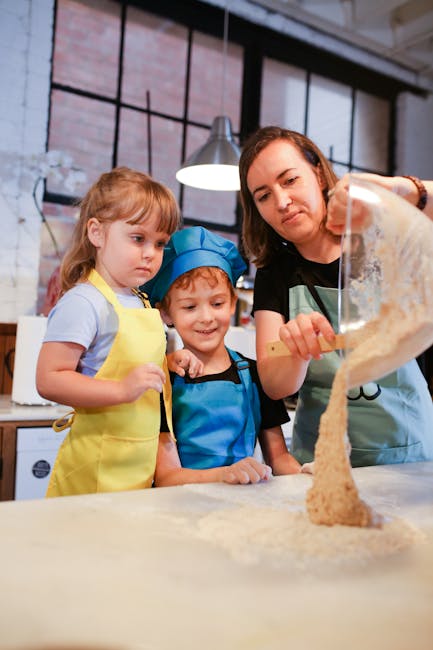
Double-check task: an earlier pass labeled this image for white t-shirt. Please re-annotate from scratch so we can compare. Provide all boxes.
[44,282,142,377]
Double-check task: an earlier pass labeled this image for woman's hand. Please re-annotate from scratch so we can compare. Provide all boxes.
[221,457,272,484]
[326,173,387,234]
[326,172,431,235]
[279,311,336,361]
[167,349,204,378]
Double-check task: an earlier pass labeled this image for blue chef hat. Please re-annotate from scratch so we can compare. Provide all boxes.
[142,226,247,305]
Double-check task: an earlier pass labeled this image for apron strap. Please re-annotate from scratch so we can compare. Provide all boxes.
[53,411,75,432]
[229,349,260,454]
[294,265,334,325]
[131,287,152,308]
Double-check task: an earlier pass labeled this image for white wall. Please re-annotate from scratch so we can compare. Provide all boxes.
[0,0,54,322]
[0,0,431,323]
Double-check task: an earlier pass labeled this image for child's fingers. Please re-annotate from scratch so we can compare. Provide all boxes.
[224,459,271,484]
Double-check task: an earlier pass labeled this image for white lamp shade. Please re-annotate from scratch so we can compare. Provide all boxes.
[176,116,241,191]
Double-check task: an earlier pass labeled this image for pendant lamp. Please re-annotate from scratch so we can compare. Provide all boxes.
[176,6,241,192]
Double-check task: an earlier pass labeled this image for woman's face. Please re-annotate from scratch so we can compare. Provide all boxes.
[246,139,327,248]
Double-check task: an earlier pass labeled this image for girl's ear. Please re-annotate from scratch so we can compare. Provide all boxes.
[87,218,104,247]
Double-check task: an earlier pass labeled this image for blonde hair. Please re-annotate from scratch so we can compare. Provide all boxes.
[239,127,339,267]
[160,267,236,312]
[60,167,181,292]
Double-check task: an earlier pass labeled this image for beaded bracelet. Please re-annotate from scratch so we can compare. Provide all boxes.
[403,175,428,211]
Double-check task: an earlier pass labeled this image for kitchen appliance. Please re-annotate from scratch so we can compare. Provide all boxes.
[12,315,54,405]
[14,425,68,500]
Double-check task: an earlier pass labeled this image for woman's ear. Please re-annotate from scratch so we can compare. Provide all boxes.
[87,218,104,247]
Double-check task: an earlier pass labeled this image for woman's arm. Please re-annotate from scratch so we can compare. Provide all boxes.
[255,309,335,400]
[154,433,271,487]
[36,341,166,408]
[258,425,300,475]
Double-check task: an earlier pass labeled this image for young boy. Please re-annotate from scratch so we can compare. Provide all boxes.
[143,226,301,486]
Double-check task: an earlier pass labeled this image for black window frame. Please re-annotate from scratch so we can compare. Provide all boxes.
[46,0,424,237]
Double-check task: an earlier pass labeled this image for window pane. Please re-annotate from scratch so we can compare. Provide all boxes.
[48,90,116,191]
[180,125,238,225]
[53,0,120,97]
[151,116,184,196]
[261,58,307,132]
[183,184,238,226]
[333,163,350,179]
[189,31,242,130]
[122,8,188,117]
[353,91,390,173]
[117,108,150,177]
[118,110,183,197]
[307,74,352,165]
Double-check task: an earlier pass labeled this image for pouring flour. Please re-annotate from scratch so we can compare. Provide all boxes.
[306,177,433,527]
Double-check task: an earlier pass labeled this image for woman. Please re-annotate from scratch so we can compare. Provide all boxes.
[239,126,433,467]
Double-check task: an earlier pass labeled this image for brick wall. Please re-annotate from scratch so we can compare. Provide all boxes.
[0,0,54,322]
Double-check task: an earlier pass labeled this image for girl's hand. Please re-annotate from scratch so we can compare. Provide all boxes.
[121,363,166,402]
[279,312,336,361]
[221,457,272,484]
[167,349,204,378]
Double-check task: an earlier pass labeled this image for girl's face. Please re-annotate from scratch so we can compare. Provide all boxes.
[246,139,327,249]
[88,212,170,293]
[162,274,236,359]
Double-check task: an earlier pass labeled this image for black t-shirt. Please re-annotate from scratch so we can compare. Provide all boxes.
[166,352,289,431]
[253,243,340,321]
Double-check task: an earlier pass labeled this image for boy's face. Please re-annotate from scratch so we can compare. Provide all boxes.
[161,273,236,357]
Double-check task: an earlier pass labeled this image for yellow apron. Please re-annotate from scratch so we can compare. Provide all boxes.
[46,269,172,497]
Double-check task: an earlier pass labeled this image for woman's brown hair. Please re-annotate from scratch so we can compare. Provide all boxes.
[239,127,338,267]
[60,167,181,293]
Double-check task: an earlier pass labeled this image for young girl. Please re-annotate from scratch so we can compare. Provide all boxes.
[36,167,182,497]
[143,226,301,486]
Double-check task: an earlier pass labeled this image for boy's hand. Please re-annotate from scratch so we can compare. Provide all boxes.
[300,461,314,474]
[221,458,272,484]
[167,349,204,378]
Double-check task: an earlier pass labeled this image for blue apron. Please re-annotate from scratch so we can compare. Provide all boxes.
[172,349,261,469]
[289,285,433,466]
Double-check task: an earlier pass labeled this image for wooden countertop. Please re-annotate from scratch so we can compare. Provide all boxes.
[0,462,432,649]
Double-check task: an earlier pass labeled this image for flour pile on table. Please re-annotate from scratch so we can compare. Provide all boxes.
[193,504,424,570]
